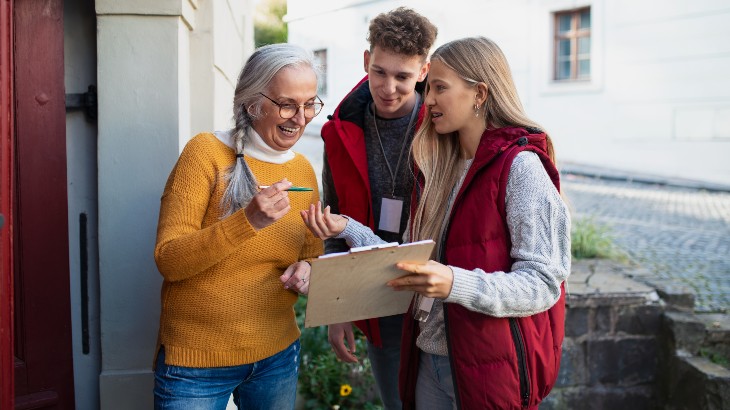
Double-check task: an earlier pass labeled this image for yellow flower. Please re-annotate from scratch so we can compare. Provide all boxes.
[340,384,352,397]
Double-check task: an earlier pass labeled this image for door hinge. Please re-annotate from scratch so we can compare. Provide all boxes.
[65,84,97,123]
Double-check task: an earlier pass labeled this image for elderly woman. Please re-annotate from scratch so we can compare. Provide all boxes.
[152,43,324,409]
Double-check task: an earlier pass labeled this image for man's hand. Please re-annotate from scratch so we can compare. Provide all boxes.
[328,322,359,363]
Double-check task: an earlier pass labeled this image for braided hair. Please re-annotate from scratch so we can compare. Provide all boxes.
[220,43,320,217]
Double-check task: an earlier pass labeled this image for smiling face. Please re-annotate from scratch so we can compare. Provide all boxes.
[425,59,487,140]
[364,46,429,119]
[252,65,318,151]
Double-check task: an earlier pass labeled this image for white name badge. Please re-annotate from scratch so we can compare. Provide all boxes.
[378,196,403,233]
[413,295,435,322]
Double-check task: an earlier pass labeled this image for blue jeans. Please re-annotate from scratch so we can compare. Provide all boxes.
[415,351,456,410]
[154,340,300,410]
[366,314,403,410]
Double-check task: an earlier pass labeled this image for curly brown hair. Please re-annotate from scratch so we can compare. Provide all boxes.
[367,7,437,58]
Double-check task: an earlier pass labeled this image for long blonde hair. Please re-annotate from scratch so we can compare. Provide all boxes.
[410,36,556,243]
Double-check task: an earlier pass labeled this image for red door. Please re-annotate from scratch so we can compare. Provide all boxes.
[2,0,75,408]
[1,0,16,408]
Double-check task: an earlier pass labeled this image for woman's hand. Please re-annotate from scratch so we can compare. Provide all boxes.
[245,179,292,230]
[280,261,311,295]
[388,260,454,299]
[300,201,348,240]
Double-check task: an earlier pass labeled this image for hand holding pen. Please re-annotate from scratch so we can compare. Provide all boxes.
[244,179,292,230]
[258,185,313,192]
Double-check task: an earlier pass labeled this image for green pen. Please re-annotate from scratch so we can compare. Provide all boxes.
[258,185,313,192]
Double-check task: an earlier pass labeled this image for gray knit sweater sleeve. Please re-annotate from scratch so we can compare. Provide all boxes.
[335,152,571,318]
[444,151,571,317]
[335,217,388,248]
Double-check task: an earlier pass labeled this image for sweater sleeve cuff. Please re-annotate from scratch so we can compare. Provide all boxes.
[219,209,257,246]
[445,266,485,307]
[335,216,386,248]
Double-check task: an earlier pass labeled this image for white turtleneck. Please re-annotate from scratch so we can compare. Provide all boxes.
[213,128,295,164]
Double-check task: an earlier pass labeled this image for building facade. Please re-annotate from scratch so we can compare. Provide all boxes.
[287,0,730,187]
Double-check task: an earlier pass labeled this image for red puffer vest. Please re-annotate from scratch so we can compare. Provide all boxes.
[321,76,425,346]
[400,127,565,409]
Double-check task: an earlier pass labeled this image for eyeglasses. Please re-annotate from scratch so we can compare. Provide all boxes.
[259,93,324,119]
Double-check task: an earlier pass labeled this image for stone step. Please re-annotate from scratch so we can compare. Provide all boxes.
[664,312,730,365]
[696,313,730,342]
[696,313,730,369]
[663,353,730,410]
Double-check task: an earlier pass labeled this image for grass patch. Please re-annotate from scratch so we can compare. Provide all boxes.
[571,216,621,260]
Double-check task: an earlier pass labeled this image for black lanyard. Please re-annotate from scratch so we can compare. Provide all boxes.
[371,94,420,196]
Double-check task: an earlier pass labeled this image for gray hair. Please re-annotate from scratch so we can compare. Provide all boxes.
[221,43,320,217]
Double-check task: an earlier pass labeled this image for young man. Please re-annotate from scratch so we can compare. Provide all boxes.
[320,7,437,409]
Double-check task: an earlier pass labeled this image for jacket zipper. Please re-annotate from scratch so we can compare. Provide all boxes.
[509,318,530,407]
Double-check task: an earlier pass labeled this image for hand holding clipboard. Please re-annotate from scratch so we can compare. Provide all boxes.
[301,201,442,327]
[304,240,435,328]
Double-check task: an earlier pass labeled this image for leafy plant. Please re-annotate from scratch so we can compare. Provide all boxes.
[699,347,730,369]
[295,296,383,409]
[254,0,288,47]
[571,216,619,260]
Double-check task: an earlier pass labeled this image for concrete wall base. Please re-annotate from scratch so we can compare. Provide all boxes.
[547,259,730,409]
[99,370,153,409]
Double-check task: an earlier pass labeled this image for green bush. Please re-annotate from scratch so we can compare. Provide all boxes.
[254,0,287,47]
[295,296,383,409]
[571,216,619,260]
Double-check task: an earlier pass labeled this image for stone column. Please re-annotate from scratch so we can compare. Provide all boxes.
[95,1,196,407]
[96,0,252,404]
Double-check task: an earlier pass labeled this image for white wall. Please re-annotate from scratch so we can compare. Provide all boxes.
[527,0,730,185]
[64,1,101,409]
[287,0,730,186]
[190,0,256,136]
[95,1,254,407]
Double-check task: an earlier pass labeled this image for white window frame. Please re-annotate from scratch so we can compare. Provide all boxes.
[538,1,604,95]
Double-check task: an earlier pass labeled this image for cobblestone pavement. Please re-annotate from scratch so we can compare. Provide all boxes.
[562,174,730,313]
[293,133,730,313]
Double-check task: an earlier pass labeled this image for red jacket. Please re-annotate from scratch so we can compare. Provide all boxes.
[321,76,425,346]
[400,127,565,409]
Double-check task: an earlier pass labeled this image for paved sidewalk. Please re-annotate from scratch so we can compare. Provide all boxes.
[562,174,730,313]
[293,133,730,313]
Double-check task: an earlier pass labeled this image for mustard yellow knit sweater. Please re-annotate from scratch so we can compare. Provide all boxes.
[154,133,323,368]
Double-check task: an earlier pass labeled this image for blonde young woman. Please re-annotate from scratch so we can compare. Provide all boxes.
[302,36,570,410]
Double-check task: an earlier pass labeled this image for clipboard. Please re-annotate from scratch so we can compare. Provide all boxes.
[304,240,436,328]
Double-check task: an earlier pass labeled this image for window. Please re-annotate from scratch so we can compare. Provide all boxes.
[313,49,327,97]
[554,8,591,81]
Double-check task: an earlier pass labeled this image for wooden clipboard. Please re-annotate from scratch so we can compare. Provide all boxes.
[304,240,435,328]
